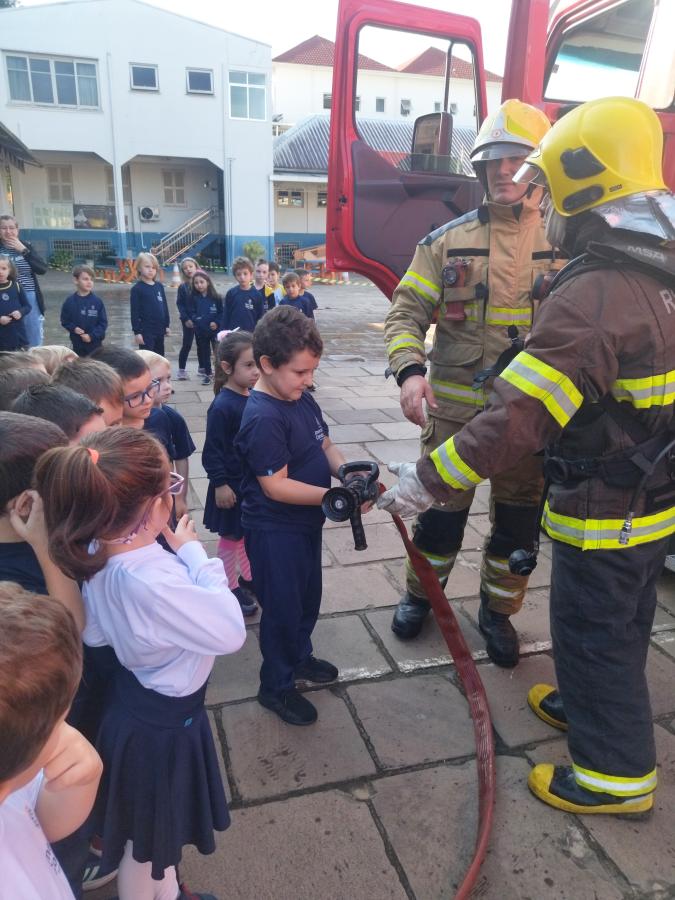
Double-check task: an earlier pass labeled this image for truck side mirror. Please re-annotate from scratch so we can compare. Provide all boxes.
[410,111,455,173]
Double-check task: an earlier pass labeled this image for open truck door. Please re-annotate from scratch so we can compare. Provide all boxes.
[326,0,489,298]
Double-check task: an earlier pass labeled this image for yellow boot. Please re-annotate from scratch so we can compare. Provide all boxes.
[528,765,653,817]
[527,684,567,731]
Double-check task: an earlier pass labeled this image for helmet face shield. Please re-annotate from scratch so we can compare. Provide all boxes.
[471,142,530,163]
[513,162,548,188]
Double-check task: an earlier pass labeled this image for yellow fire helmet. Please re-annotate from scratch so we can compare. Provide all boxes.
[470,99,551,164]
[514,96,667,217]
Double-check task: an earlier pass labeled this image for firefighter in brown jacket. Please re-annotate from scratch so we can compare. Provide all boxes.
[385,100,564,667]
[380,96,675,816]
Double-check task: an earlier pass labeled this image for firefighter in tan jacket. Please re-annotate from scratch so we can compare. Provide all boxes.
[380,97,675,816]
[386,100,564,666]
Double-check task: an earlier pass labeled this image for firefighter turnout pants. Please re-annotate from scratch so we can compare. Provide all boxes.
[550,537,668,797]
[406,416,544,614]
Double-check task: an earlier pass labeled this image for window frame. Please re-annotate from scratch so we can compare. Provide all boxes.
[276,189,304,208]
[162,169,186,207]
[46,164,73,203]
[129,63,159,92]
[317,191,328,208]
[322,93,332,110]
[400,98,412,117]
[186,68,214,95]
[5,52,99,109]
[228,70,266,121]
[375,97,386,113]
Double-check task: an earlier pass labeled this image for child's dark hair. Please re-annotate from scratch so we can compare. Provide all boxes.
[91,345,150,381]
[0,367,50,411]
[268,261,280,275]
[282,272,300,289]
[11,384,102,441]
[255,258,268,267]
[0,411,67,512]
[0,255,18,281]
[232,256,254,276]
[213,331,253,395]
[53,358,124,406]
[35,427,169,581]
[192,270,219,300]
[253,305,322,368]
[0,582,82,783]
[72,263,95,279]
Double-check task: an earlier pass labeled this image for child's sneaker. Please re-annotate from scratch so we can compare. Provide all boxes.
[201,374,212,386]
[257,687,318,725]
[238,575,257,601]
[295,655,338,685]
[82,851,117,892]
[232,585,258,616]
[177,369,189,381]
[197,367,206,375]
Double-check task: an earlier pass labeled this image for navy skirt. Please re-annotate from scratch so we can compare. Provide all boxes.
[95,666,229,880]
[203,481,243,540]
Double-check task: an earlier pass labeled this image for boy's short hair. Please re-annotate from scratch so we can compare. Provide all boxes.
[0,582,82,783]
[136,251,159,272]
[232,256,254,276]
[28,345,77,376]
[72,264,95,279]
[253,305,323,368]
[255,258,268,267]
[282,272,300,289]
[0,411,67,511]
[268,261,280,274]
[136,349,170,371]
[52,358,124,406]
[11,384,102,441]
[91,345,150,381]
[0,368,50,411]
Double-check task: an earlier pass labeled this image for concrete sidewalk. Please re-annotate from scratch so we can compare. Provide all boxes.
[40,272,675,900]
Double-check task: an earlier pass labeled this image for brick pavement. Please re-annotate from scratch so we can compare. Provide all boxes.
[39,271,675,900]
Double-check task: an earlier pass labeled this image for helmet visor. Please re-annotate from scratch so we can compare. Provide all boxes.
[513,161,547,187]
[471,142,531,163]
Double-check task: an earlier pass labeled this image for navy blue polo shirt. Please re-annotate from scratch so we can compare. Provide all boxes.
[222,286,265,332]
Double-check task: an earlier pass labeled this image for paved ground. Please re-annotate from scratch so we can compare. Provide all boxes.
[40,271,675,900]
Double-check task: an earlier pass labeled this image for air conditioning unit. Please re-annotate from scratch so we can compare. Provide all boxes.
[139,206,160,222]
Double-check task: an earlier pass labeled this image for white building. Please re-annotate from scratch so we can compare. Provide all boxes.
[0,0,273,265]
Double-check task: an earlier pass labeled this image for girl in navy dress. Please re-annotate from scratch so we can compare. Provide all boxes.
[176,257,198,380]
[35,427,246,900]
[191,271,222,386]
[203,332,259,617]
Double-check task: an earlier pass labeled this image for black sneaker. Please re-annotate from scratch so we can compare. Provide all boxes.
[238,575,257,601]
[232,586,258,617]
[295,655,339,685]
[257,687,318,725]
[82,851,117,892]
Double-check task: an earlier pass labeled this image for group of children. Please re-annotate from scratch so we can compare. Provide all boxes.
[0,254,375,898]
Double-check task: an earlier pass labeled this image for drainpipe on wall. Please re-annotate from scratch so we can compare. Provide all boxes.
[106,52,127,258]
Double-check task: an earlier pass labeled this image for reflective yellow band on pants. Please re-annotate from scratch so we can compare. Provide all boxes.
[387,332,426,355]
[485,306,532,327]
[542,500,675,550]
[573,763,657,797]
[431,435,483,490]
[612,369,675,408]
[500,351,583,427]
[400,270,440,306]
[430,378,484,407]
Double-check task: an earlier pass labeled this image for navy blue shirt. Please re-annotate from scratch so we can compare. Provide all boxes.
[60,291,108,353]
[203,389,247,489]
[130,280,170,338]
[280,295,312,318]
[176,283,197,323]
[0,279,31,349]
[193,292,223,337]
[222,286,265,332]
[235,390,331,533]
[301,290,318,319]
[0,541,47,593]
[144,407,176,459]
[163,404,196,460]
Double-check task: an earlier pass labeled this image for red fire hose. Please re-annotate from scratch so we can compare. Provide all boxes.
[386,499,496,899]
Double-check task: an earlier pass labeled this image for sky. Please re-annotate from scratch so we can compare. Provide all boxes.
[19,0,519,74]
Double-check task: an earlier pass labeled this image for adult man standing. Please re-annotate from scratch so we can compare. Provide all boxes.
[385,100,563,667]
[380,96,675,816]
[0,216,48,347]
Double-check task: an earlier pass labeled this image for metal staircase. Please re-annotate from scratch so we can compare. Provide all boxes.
[151,206,219,265]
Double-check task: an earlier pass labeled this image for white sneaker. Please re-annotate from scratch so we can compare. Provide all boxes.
[177,369,189,381]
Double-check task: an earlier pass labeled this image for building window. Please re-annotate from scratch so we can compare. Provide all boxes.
[47,165,73,203]
[317,191,327,208]
[105,165,131,204]
[33,203,73,229]
[6,54,98,107]
[354,96,361,112]
[229,71,266,120]
[186,68,213,94]
[450,102,458,115]
[276,190,304,208]
[130,64,158,91]
[401,98,412,117]
[162,170,185,205]
[375,97,385,113]
[322,93,332,110]
[433,101,441,113]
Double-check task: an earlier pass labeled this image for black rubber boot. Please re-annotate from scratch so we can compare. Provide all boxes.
[478,590,519,668]
[391,592,431,640]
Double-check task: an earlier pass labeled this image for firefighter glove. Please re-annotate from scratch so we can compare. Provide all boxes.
[377,461,435,518]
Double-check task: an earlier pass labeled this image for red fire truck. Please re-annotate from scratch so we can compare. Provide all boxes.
[327,0,675,297]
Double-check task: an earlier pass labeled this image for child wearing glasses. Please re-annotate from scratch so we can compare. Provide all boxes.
[35,427,246,900]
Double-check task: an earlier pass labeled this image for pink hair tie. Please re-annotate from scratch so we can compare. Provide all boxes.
[87,447,100,465]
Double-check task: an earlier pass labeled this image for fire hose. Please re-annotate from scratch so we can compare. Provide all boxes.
[322,465,496,897]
